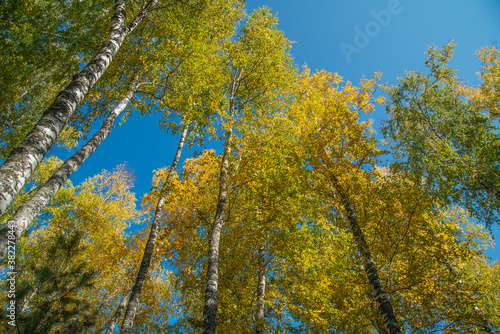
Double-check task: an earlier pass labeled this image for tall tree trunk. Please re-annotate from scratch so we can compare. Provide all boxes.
[202,126,232,334]
[255,245,266,334]
[202,70,242,334]
[202,128,232,334]
[0,0,157,216]
[0,79,139,260]
[104,290,132,334]
[330,175,401,334]
[119,125,189,334]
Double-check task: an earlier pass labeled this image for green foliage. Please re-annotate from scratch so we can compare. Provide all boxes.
[382,42,500,228]
[12,230,97,334]
[1,2,500,333]
[0,0,109,158]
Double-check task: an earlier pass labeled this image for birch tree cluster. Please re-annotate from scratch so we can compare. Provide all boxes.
[1,1,499,333]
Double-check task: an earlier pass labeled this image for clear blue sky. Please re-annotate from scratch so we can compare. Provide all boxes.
[60,0,500,259]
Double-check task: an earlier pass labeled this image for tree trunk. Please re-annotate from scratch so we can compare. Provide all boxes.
[330,175,401,334]
[119,125,189,334]
[0,79,139,260]
[202,70,242,334]
[255,245,266,334]
[202,126,232,334]
[104,290,132,334]
[0,0,157,216]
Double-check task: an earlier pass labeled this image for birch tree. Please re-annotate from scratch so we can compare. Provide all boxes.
[0,0,109,158]
[0,165,142,333]
[142,150,271,333]
[119,124,189,334]
[117,2,244,331]
[269,168,500,332]
[291,69,402,333]
[0,77,140,260]
[0,0,158,216]
[382,43,500,229]
[201,8,295,333]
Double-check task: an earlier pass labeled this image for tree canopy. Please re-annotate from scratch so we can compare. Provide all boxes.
[0,2,499,333]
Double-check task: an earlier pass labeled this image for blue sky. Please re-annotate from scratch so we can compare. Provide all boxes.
[59,0,500,259]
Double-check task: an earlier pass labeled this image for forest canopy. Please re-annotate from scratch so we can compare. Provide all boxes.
[0,1,499,333]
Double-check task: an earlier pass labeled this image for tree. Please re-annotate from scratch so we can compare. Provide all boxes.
[11,230,97,333]
[119,124,188,334]
[143,149,276,333]
[469,46,500,119]
[0,0,158,216]
[201,8,296,333]
[0,76,141,260]
[0,0,110,159]
[337,167,499,333]
[118,2,245,331]
[382,42,500,229]
[0,165,146,333]
[270,167,500,333]
[290,68,401,333]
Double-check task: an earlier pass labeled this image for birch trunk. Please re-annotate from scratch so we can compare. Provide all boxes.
[0,0,157,215]
[104,290,132,334]
[202,70,241,334]
[0,80,139,260]
[202,127,232,334]
[255,246,266,334]
[119,125,189,334]
[330,175,401,334]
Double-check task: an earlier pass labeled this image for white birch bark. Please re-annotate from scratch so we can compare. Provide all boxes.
[104,290,132,334]
[0,80,139,260]
[0,0,157,216]
[202,127,232,334]
[202,71,242,334]
[119,125,189,334]
[255,245,266,334]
